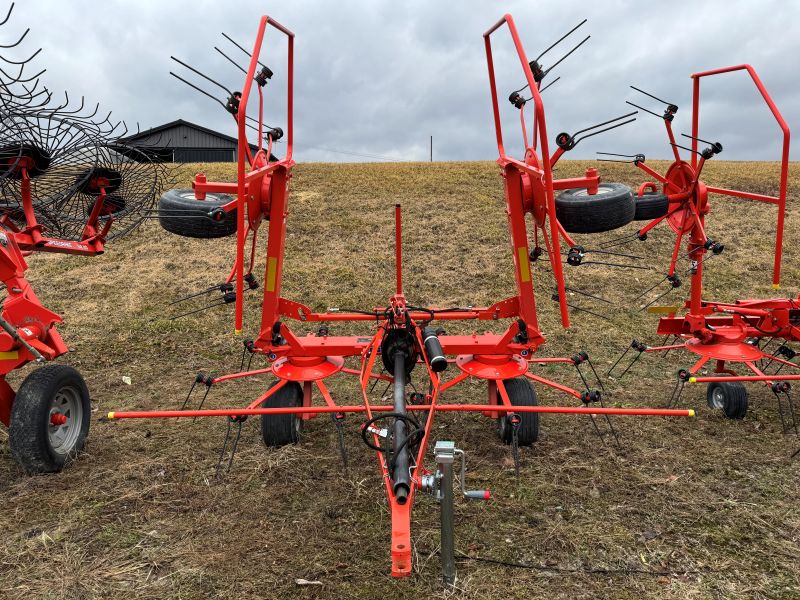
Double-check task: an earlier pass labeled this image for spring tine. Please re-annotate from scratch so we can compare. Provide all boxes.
[586,249,644,260]
[573,111,638,137]
[625,100,663,119]
[666,377,685,409]
[670,142,701,156]
[640,285,675,312]
[681,132,716,146]
[629,85,676,107]
[562,285,613,304]
[616,351,643,380]
[221,32,269,69]
[598,394,621,449]
[169,300,227,320]
[543,34,590,77]
[607,345,631,377]
[573,117,637,145]
[536,18,588,61]
[586,357,605,393]
[169,71,228,111]
[634,275,669,301]
[577,260,651,270]
[215,418,233,478]
[170,56,232,94]
[539,76,560,94]
[214,46,248,75]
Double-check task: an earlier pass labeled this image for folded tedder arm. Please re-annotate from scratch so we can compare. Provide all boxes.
[607,63,799,430]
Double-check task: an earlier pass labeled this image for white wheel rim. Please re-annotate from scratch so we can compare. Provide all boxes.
[48,384,83,455]
[572,185,617,198]
[711,387,725,410]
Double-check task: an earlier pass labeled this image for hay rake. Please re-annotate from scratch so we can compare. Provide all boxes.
[602,64,799,432]
[0,2,170,473]
[106,14,693,580]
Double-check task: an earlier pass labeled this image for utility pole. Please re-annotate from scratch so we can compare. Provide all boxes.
[430,135,433,162]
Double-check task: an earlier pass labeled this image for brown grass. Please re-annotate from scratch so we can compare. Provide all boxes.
[1,160,799,599]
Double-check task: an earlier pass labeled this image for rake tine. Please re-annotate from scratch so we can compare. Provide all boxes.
[607,345,631,377]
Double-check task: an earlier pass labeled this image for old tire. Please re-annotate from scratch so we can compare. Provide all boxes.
[706,381,748,419]
[158,188,237,238]
[9,365,91,474]
[555,182,634,233]
[634,191,669,221]
[261,380,303,447]
[497,378,539,446]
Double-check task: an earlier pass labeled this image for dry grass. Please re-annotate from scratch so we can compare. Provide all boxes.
[1,160,799,599]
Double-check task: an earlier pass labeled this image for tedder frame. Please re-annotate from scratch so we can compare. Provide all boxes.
[108,13,693,577]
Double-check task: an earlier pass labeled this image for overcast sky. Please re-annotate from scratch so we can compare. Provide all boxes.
[9,1,800,162]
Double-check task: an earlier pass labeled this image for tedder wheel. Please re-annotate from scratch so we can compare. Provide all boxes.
[706,381,748,420]
[9,365,91,474]
[261,380,303,447]
[555,182,635,234]
[158,188,237,239]
[497,377,539,446]
[633,191,669,221]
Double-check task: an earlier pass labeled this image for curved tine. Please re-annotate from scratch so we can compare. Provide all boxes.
[0,61,24,81]
[0,26,29,49]
[0,46,41,65]
[60,94,87,116]
[0,3,14,27]
[18,66,45,83]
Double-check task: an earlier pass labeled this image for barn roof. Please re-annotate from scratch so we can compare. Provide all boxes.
[121,119,258,151]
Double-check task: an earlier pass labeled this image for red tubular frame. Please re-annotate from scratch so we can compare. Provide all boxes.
[690,65,789,288]
[114,14,694,577]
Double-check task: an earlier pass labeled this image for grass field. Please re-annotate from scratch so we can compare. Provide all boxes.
[1,160,799,599]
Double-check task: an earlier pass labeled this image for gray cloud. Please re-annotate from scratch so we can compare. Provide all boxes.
[10,0,800,161]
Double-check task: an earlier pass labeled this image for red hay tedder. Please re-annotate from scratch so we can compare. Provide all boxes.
[106,14,694,579]
[603,64,797,429]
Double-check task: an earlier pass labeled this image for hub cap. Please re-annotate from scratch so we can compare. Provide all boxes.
[48,385,83,455]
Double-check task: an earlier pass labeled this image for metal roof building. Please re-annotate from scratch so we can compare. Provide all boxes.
[121,119,264,163]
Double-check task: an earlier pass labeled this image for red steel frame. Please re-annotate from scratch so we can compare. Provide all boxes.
[108,14,693,577]
[0,160,114,425]
[629,64,797,392]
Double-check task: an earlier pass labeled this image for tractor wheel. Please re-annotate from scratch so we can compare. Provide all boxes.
[497,378,539,446]
[158,188,237,238]
[634,191,669,221]
[261,380,303,447]
[706,381,748,419]
[9,365,91,474]
[555,182,635,233]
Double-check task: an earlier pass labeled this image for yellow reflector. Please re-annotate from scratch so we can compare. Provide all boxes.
[517,247,531,283]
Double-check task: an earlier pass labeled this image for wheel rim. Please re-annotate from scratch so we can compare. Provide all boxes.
[48,384,83,455]
[711,387,725,410]
[572,185,616,197]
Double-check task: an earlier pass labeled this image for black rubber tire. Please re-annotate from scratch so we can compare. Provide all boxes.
[706,381,748,419]
[9,365,91,474]
[158,188,237,238]
[497,378,539,446]
[555,182,635,233]
[634,191,669,221]
[261,380,303,447]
